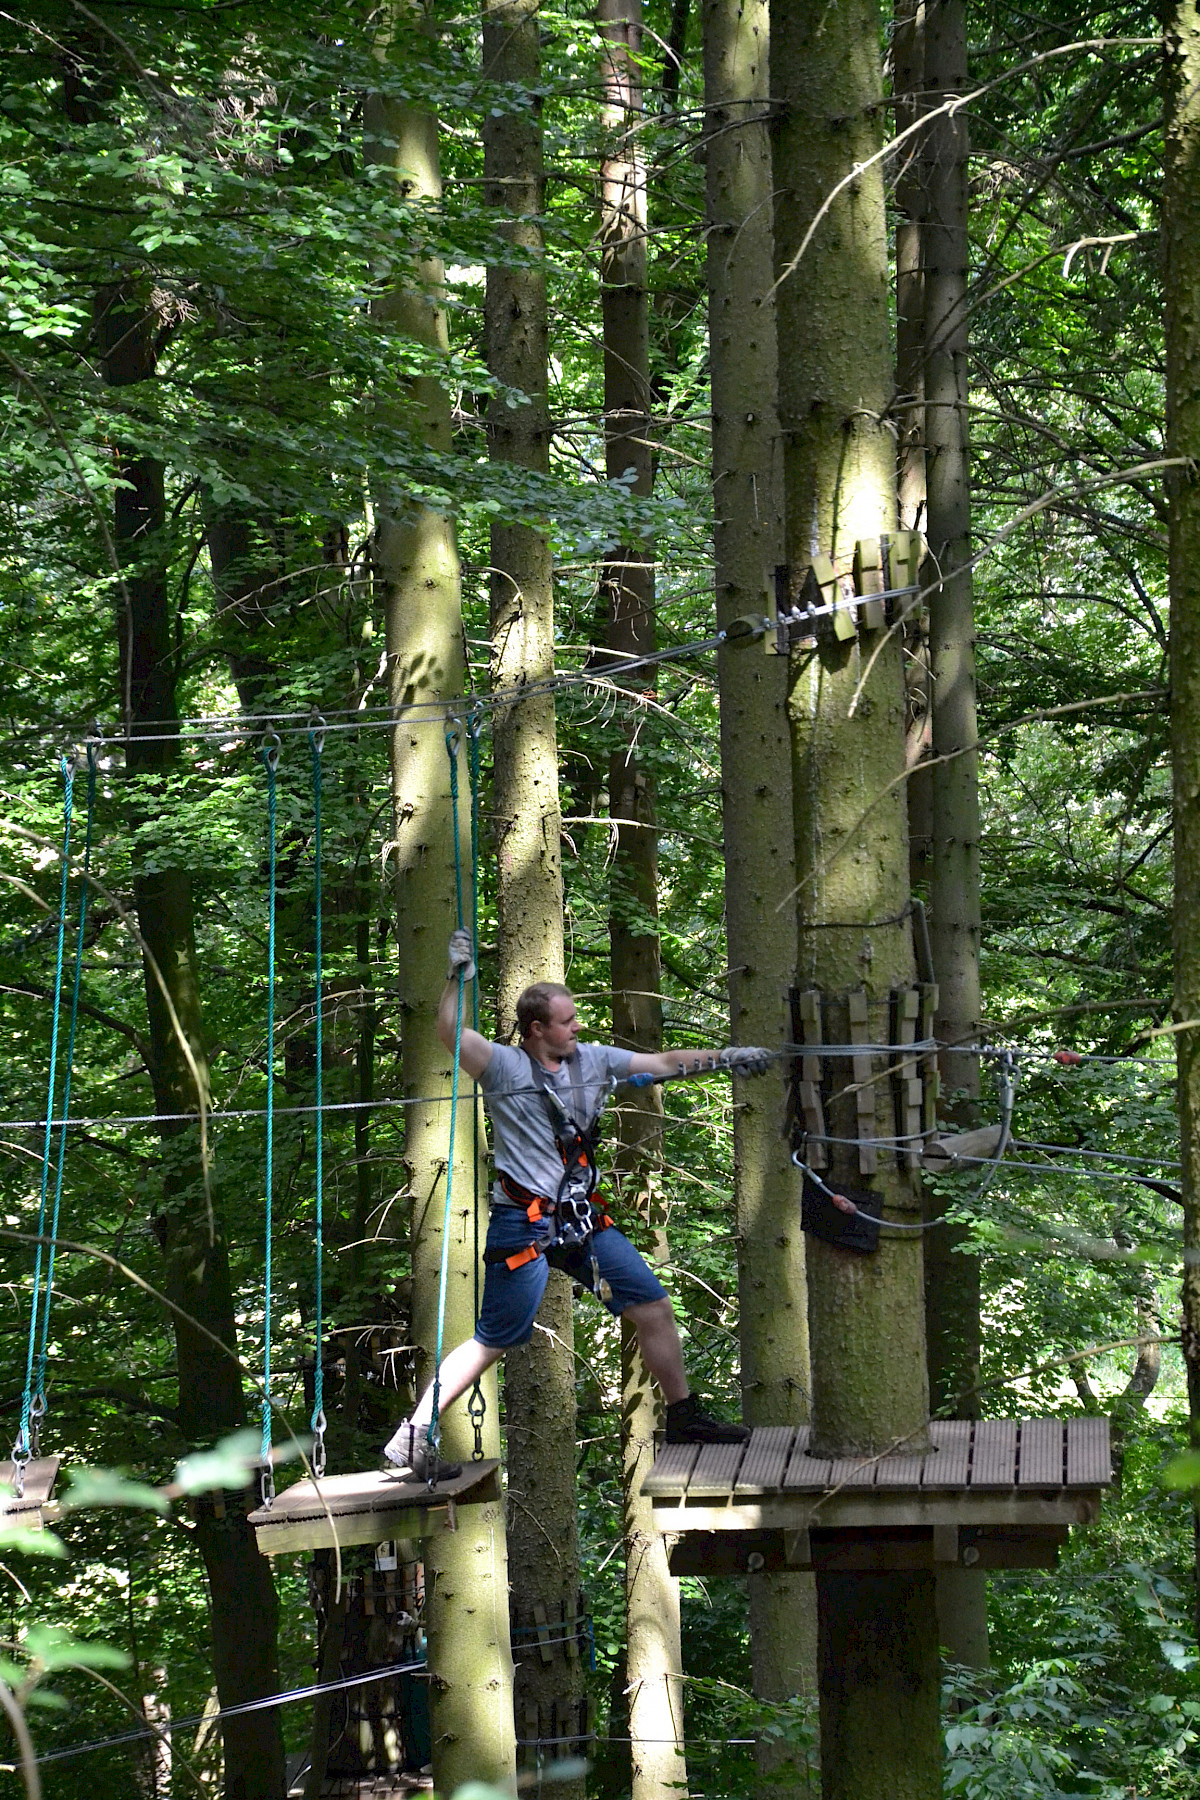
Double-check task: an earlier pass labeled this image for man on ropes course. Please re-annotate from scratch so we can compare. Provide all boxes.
[385,930,772,1480]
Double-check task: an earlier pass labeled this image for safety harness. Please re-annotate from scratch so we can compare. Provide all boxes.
[485,1052,617,1298]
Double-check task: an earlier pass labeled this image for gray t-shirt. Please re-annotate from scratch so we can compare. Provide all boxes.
[479,1041,634,1202]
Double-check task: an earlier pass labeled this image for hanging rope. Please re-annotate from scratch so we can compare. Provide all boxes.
[34,740,98,1441]
[309,717,327,1479]
[426,723,469,1480]
[260,729,280,1507]
[12,754,76,1495]
[466,704,486,1460]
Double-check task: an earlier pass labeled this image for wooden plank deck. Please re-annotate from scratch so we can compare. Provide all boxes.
[249,1463,501,1556]
[644,1419,1110,1576]
[644,1419,1109,1514]
[0,1457,60,1529]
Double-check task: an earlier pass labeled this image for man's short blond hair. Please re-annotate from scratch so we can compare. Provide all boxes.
[515,981,573,1039]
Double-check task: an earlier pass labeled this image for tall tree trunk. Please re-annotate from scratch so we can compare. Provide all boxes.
[894,0,933,886]
[702,0,817,1786]
[772,0,942,1793]
[481,2,583,1780]
[599,6,685,1796]
[366,19,516,1790]
[95,287,284,1800]
[1165,0,1200,1649]
[922,0,987,1667]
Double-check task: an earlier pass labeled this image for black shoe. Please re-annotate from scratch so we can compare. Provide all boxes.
[665,1395,751,1446]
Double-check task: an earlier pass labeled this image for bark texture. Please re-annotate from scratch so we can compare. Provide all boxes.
[367,29,516,1790]
[599,6,685,1795]
[702,0,817,1760]
[921,0,987,1666]
[773,1,941,1791]
[481,1,583,1774]
[1165,0,1200,1647]
[96,288,284,1800]
[893,0,933,883]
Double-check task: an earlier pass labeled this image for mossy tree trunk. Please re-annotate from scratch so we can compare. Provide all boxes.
[702,0,817,1783]
[921,0,987,1667]
[482,1,584,1779]
[772,1,942,1793]
[95,286,285,1800]
[894,0,934,887]
[366,18,516,1789]
[599,6,685,1796]
[1165,0,1200,1647]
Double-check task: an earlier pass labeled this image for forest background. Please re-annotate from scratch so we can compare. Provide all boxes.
[0,0,1196,1797]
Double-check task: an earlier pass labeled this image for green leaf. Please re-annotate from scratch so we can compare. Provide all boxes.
[23,1625,130,1674]
[174,1428,306,1495]
[1162,1449,1200,1489]
[63,1468,170,1516]
[0,1523,66,1558]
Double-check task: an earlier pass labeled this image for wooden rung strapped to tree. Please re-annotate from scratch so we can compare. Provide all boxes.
[848,988,877,1174]
[643,1420,1110,1579]
[797,988,828,1170]
[0,1458,60,1531]
[248,1462,501,1557]
[892,987,924,1168]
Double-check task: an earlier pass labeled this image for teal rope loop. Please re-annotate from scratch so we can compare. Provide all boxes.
[309,719,327,1478]
[14,754,76,1486]
[260,732,280,1505]
[34,742,97,1433]
[466,706,486,1458]
[427,724,467,1478]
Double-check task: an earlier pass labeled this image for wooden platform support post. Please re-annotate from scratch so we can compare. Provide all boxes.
[772,0,942,1794]
[703,0,817,1762]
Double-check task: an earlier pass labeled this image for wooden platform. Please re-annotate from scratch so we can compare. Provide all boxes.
[0,1457,60,1531]
[644,1420,1110,1577]
[249,1462,501,1556]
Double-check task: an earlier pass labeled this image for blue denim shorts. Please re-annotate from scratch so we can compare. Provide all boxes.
[473,1208,669,1349]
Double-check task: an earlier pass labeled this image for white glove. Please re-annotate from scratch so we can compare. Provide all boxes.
[447,928,476,982]
[719,1045,772,1078]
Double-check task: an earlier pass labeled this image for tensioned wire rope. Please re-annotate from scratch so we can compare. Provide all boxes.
[26,620,759,751]
[10,748,93,1494]
[309,717,327,1479]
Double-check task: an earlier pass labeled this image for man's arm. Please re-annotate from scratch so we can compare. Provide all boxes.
[627,1045,772,1080]
[437,978,493,1078]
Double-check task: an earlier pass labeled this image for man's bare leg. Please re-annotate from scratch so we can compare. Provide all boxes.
[407,1337,505,1429]
[624,1297,689,1403]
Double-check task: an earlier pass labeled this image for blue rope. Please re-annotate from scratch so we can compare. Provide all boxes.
[309,723,326,1476]
[427,726,467,1470]
[466,708,486,1457]
[260,735,280,1496]
[15,755,75,1473]
[34,744,97,1425]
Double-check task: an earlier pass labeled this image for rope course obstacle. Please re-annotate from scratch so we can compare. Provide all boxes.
[249,720,499,1555]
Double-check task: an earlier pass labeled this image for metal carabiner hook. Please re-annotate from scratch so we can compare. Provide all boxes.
[311,1410,327,1480]
[259,1462,276,1509]
[262,726,282,772]
[308,709,327,756]
[445,715,463,758]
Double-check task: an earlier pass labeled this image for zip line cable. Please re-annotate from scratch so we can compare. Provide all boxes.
[11,754,76,1492]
